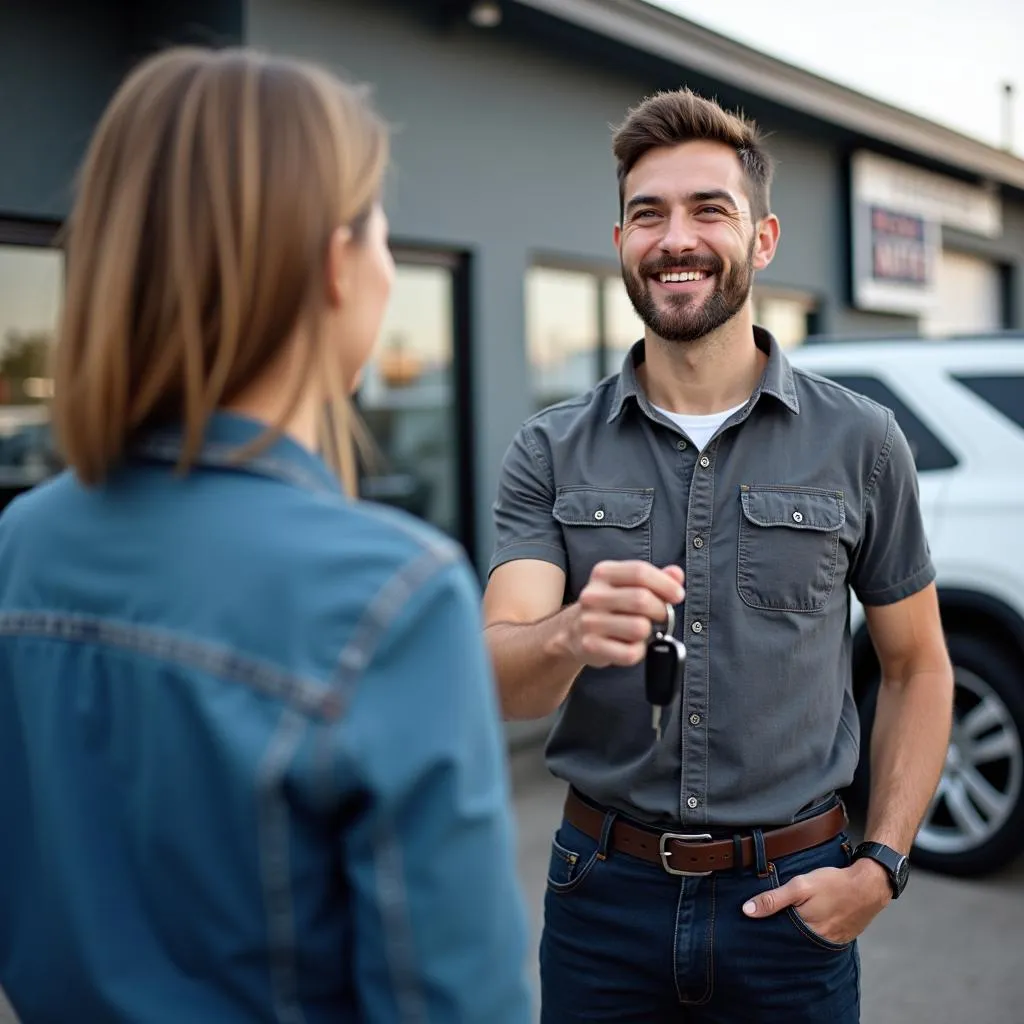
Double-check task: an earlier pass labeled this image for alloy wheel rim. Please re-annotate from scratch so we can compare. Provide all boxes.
[916,667,1023,857]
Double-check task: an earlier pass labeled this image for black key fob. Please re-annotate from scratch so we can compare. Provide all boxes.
[644,603,685,707]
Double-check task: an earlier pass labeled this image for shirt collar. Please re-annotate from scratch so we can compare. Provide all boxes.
[132,411,342,496]
[607,325,800,423]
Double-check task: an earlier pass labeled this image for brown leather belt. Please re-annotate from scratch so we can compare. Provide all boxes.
[565,789,847,875]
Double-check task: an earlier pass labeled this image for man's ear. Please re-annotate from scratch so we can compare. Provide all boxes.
[752,214,781,272]
[325,225,355,309]
[613,222,623,251]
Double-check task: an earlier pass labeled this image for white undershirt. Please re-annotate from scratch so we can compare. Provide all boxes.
[653,401,746,452]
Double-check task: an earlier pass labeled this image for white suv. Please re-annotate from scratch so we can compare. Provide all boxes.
[791,334,1024,877]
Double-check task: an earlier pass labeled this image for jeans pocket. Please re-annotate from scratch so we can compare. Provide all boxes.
[546,822,600,895]
[769,835,855,953]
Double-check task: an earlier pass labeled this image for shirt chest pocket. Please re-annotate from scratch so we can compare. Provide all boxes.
[736,485,846,613]
[553,486,654,599]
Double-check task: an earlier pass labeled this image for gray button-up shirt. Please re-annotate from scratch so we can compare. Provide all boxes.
[489,328,935,828]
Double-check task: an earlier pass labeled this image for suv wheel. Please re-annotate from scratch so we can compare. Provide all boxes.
[853,634,1024,876]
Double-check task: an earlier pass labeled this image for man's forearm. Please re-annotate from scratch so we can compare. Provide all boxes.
[485,605,585,721]
[865,665,954,853]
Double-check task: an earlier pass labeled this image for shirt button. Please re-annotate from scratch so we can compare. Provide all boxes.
[594,509,605,521]
[691,621,703,633]
[689,713,701,726]
[692,536,704,549]
[676,439,688,451]
[687,796,699,810]
[699,456,710,468]
[792,510,804,524]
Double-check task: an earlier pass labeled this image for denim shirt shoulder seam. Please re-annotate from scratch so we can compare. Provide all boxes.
[331,541,461,703]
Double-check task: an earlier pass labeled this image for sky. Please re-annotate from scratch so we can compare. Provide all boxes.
[646,0,1024,156]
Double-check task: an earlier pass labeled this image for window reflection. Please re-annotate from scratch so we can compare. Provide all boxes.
[603,275,644,375]
[526,267,600,411]
[357,260,458,539]
[752,288,816,348]
[0,244,63,496]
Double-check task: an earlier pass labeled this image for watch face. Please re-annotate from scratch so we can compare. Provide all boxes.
[894,856,911,893]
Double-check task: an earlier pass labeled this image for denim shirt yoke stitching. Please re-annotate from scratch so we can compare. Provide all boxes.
[0,611,338,720]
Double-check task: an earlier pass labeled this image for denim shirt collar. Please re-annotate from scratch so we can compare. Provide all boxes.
[132,412,342,496]
[607,325,801,423]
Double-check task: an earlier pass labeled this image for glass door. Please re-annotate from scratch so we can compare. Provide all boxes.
[355,247,474,556]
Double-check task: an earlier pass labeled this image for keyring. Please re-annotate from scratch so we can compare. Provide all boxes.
[658,603,675,638]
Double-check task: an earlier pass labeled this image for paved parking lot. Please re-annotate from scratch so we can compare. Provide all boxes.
[511,746,1024,1024]
[3,744,1022,1024]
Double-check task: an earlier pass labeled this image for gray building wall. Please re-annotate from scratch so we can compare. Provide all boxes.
[0,2,125,218]
[0,0,244,220]
[246,0,942,565]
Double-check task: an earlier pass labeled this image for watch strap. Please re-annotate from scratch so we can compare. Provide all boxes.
[853,841,909,898]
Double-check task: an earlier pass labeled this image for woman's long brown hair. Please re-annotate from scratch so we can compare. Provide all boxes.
[52,46,389,494]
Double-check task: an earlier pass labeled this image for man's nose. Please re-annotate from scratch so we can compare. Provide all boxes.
[659,210,699,254]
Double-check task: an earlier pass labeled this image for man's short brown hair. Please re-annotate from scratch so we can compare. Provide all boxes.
[612,88,774,222]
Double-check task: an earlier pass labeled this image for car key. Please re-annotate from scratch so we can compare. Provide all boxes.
[645,603,685,741]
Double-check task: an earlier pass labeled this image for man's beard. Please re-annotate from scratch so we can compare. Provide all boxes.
[622,238,755,343]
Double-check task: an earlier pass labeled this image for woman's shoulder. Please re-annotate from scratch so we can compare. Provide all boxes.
[277,493,483,691]
[260,486,478,632]
[294,488,465,574]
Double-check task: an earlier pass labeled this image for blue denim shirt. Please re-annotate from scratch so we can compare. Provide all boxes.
[0,413,531,1024]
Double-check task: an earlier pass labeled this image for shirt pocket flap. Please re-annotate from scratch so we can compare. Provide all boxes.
[740,486,845,532]
[553,487,654,529]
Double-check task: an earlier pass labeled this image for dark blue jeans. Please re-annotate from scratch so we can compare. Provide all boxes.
[540,809,860,1023]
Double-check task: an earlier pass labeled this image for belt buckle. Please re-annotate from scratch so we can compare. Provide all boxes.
[658,832,714,876]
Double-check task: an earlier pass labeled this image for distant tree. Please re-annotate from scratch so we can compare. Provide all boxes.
[0,330,53,403]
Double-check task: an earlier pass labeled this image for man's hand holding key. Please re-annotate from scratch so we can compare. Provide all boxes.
[568,560,685,668]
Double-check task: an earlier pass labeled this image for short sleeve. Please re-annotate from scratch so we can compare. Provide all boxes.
[488,426,566,577]
[849,413,936,606]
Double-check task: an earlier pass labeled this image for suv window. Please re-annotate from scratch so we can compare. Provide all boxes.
[953,375,1024,431]
[823,375,959,473]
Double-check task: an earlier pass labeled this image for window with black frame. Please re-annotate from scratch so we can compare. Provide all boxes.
[355,249,471,553]
[0,223,64,511]
[526,263,644,412]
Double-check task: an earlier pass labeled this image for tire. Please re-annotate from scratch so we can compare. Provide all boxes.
[852,634,1024,877]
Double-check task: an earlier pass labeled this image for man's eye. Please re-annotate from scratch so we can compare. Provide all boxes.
[699,206,725,216]
[633,209,658,220]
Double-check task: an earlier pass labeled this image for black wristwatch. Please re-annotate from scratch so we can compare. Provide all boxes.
[852,841,911,899]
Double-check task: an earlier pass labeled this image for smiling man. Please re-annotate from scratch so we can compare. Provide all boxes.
[483,90,954,1022]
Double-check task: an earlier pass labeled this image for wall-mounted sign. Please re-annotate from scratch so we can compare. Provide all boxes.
[850,151,1002,316]
[852,200,940,315]
[869,207,930,285]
